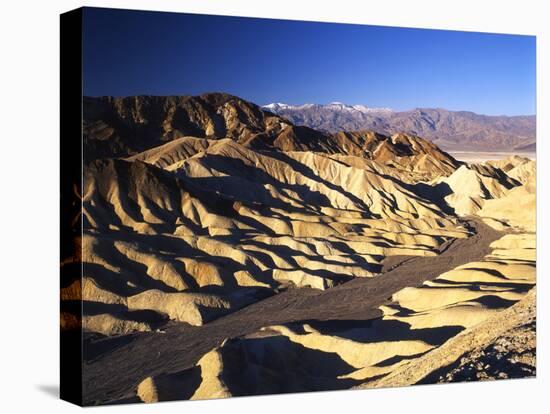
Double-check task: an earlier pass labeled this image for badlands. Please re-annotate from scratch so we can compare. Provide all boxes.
[62,93,536,405]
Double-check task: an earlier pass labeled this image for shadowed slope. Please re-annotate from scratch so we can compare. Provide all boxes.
[81,218,502,405]
[130,229,534,402]
[83,93,338,160]
[75,141,472,337]
[84,93,463,183]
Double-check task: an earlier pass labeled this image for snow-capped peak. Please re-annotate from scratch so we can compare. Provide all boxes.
[263,102,292,110]
[351,104,393,113]
[262,102,392,113]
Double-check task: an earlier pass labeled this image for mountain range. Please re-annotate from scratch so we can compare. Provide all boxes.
[84,93,535,164]
[83,93,458,175]
[262,102,536,152]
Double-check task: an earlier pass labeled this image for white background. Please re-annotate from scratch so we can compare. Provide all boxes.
[0,0,547,412]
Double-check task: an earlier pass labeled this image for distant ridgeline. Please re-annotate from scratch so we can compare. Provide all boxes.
[83,93,535,164]
[84,93,468,175]
[262,101,536,152]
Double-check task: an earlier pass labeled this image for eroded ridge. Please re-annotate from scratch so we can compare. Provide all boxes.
[133,232,535,402]
[71,138,474,337]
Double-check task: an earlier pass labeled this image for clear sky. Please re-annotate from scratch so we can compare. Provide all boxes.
[82,7,536,116]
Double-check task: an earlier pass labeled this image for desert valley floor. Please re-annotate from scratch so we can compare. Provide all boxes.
[61,93,536,405]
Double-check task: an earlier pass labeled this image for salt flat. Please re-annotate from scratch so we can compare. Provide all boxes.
[449,151,535,163]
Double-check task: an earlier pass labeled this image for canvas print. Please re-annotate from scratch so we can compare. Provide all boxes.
[60,7,536,406]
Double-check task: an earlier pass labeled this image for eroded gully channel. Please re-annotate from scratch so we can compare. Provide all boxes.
[82,217,503,405]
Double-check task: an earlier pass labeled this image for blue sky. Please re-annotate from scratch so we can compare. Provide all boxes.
[83,7,536,116]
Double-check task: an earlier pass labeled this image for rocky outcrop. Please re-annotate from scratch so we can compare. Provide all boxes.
[83,93,337,160]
